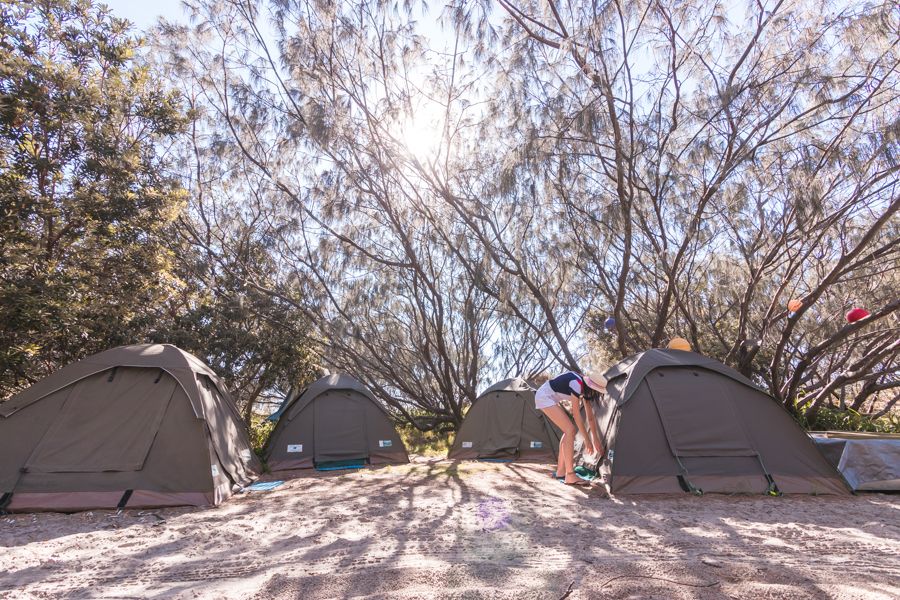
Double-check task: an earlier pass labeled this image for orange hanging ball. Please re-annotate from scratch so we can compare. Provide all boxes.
[667,337,691,351]
[788,299,802,312]
[846,307,870,323]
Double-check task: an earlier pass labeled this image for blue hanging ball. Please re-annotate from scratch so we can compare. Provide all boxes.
[604,316,616,330]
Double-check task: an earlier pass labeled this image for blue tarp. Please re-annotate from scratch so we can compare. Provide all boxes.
[245,481,285,492]
[316,459,367,471]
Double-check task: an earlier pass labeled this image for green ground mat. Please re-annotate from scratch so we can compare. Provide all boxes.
[574,465,599,480]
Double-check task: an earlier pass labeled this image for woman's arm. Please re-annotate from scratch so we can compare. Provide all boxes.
[571,395,595,455]
[583,399,604,456]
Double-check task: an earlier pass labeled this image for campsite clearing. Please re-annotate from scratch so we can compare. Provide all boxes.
[1,457,898,599]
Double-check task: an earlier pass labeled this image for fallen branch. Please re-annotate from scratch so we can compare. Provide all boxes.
[600,574,720,589]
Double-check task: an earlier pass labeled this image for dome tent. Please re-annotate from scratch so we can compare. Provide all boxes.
[587,349,850,495]
[448,378,561,462]
[265,374,409,471]
[0,344,260,513]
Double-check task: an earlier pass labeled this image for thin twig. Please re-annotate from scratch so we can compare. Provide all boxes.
[559,580,575,599]
[600,574,720,589]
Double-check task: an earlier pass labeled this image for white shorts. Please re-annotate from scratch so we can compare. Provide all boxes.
[535,381,569,410]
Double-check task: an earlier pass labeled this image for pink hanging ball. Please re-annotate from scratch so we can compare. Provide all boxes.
[846,307,870,323]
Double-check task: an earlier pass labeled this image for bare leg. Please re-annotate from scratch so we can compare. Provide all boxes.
[555,441,565,477]
[541,404,584,485]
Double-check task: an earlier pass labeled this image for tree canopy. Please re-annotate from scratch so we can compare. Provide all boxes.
[0,0,319,420]
[0,0,187,393]
[154,0,898,427]
[1,0,897,430]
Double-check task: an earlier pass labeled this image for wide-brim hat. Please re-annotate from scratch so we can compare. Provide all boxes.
[584,370,607,393]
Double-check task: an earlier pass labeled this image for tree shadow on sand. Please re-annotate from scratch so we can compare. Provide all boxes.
[2,460,899,599]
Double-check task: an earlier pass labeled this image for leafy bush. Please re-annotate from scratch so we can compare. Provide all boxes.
[799,406,900,434]
[248,415,276,458]
[397,423,453,457]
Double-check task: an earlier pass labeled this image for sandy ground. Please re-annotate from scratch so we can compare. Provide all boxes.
[1,457,899,600]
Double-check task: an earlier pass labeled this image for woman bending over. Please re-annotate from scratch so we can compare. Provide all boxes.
[535,370,606,485]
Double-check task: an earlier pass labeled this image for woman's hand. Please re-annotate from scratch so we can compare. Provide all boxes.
[583,440,595,456]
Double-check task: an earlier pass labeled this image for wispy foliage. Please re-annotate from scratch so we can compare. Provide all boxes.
[157,0,899,426]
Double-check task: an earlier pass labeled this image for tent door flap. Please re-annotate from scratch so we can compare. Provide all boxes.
[314,392,369,462]
[646,369,757,459]
[24,368,177,474]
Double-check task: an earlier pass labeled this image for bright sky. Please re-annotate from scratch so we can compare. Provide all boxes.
[102,0,450,41]
[101,0,462,165]
[101,0,187,30]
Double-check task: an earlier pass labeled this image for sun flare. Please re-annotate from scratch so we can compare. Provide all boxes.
[396,99,446,162]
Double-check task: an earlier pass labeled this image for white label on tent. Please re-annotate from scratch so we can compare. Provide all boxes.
[379,440,392,447]
[287,444,303,453]
[241,449,252,460]
[462,442,473,448]
[530,441,543,449]
[211,464,220,477]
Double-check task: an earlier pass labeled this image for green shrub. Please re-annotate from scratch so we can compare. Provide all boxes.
[397,423,453,457]
[799,405,900,434]
[248,415,276,457]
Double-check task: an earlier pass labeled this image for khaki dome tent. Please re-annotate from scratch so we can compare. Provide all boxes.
[0,344,261,513]
[587,349,850,495]
[448,378,560,462]
[265,374,409,471]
